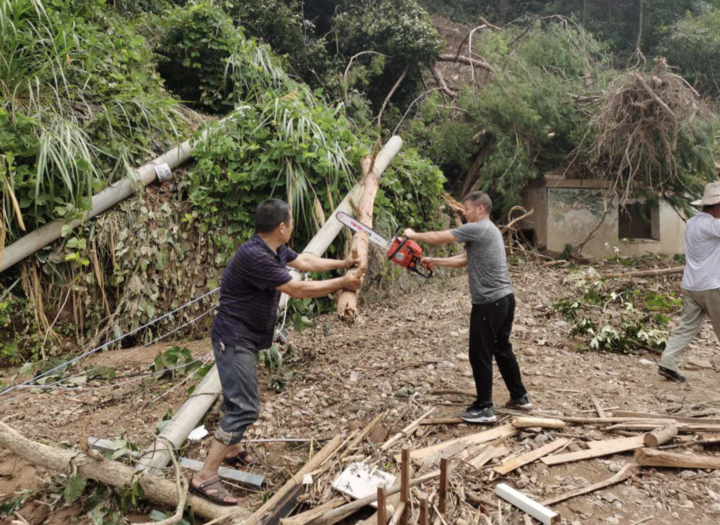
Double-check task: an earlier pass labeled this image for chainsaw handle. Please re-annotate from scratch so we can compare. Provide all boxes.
[412,262,434,279]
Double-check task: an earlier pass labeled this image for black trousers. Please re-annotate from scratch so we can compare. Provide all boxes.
[469,293,527,407]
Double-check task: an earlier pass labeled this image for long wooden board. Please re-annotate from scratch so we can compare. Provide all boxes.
[394,424,519,463]
[468,444,510,469]
[608,423,720,433]
[613,411,720,425]
[541,436,645,466]
[494,439,569,475]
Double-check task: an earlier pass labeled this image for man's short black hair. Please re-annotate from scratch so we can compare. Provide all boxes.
[255,199,291,234]
[464,191,493,213]
[703,203,720,213]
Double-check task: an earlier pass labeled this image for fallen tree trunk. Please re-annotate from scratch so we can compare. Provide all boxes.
[603,266,685,279]
[0,421,244,522]
[337,156,374,322]
[279,136,403,313]
[438,54,493,72]
[634,448,720,469]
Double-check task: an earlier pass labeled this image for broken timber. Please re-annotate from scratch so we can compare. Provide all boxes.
[395,424,518,463]
[0,421,246,522]
[337,155,375,323]
[643,424,678,447]
[494,438,569,475]
[634,448,720,470]
[279,136,403,313]
[511,417,567,430]
[541,436,645,466]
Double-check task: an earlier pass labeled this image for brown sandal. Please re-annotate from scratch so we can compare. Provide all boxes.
[190,476,237,506]
[224,449,257,468]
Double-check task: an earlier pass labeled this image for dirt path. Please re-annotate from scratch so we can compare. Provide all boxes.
[2,260,720,524]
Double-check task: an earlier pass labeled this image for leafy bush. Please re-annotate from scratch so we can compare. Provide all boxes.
[0,0,184,237]
[661,9,720,96]
[155,3,286,114]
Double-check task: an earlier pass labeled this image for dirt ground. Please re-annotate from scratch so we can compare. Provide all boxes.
[2,258,720,524]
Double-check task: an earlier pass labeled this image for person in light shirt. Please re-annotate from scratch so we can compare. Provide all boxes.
[658,182,720,382]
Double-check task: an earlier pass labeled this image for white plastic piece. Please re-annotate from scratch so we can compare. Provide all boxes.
[303,474,313,486]
[155,163,173,182]
[187,425,209,441]
[496,483,559,525]
[332,462,397,509]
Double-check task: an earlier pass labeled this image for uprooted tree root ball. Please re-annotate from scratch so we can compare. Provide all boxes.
[589,59,715,205]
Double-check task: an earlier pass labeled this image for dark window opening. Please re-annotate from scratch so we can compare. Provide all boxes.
[619,202,659,241]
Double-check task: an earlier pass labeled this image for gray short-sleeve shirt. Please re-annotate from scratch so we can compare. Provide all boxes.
[451,220,513,305]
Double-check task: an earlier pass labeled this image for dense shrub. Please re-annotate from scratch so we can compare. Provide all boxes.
[0,0,183,237]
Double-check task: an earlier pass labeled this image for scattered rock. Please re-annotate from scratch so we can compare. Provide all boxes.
[349,371,360,382]
[639,358,654,366]
[606,517,619,525]
[602,493,617,503]
[588,430,603,441]
[687,357,712,369]
[525,347,538,357]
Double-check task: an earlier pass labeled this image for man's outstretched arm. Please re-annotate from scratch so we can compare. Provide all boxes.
[403,228,456,246]
[287,253,359,273]
[276,270,362,299]
[423,253,467,268]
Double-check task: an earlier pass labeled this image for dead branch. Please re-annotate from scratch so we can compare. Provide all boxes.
[431,67,457,98]
[377,67,409,128]
[343,51,392,101]
[438,54,493,73]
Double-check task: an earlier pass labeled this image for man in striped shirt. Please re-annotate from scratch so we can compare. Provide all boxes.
[658,182,720,382]
[191,199,362,505]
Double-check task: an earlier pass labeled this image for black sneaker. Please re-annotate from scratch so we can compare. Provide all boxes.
[658,366,686,383]
[505,394,533,411]
[461,403,497,424]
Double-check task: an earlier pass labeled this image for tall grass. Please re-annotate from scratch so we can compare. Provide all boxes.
[0,0,185,235]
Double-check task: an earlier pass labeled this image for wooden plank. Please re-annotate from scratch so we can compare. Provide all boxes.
[542,436,645,466]
[494,439,569,475]
[614,411,720,425]
[635,448,720,469]
[89,437,265,489]
[609,423,720,433]
[511,417,567,430]
[377,486,388,525]
[263,485,304,525]
[395,424,519,463]
[542,464,639,506]
[496,483,559,525]
[591,396,607,418]
[468,444,509,469]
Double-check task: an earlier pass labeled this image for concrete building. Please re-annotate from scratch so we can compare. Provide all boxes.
[520,174,686,258]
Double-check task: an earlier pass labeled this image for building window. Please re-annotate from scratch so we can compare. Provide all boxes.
[619,201,660,241]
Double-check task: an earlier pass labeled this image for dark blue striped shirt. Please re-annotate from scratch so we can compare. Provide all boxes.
[212,234,298,350]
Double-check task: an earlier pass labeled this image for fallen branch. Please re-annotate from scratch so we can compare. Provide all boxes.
[542,464,639,506]
[431,67,457,98]
[634,448,720,469]
[0,421,242,521]
[603,266,685,279]
[438,54,493,73]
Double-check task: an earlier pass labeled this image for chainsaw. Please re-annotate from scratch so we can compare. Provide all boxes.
[336,212,434,278]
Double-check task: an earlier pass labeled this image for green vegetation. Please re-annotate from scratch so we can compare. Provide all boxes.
[0,0,184,238]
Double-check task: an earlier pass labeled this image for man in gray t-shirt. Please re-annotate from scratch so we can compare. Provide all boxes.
[404,191,531,424]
